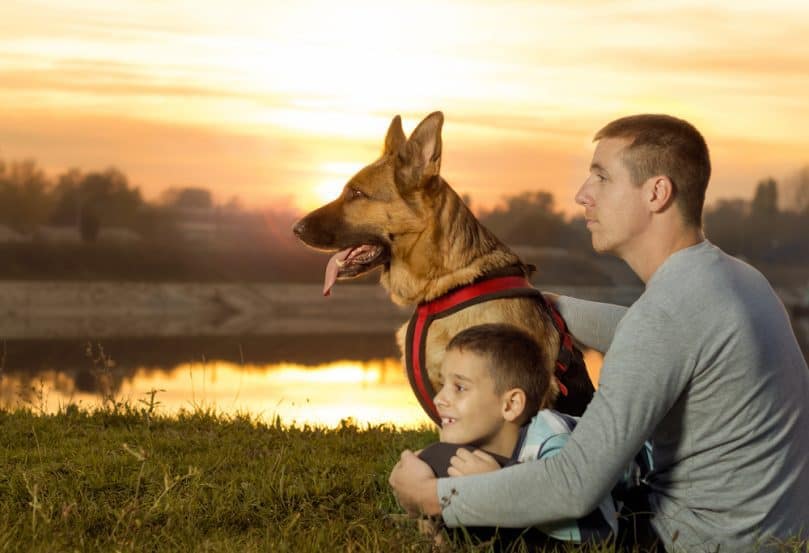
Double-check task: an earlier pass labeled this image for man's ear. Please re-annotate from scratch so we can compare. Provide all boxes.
[395,111,444,195]
[647,175,675,213]
[501,388,527,423]
[383,115,406,156]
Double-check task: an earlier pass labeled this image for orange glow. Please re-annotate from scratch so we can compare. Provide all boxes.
[306,161,364,209]
[1,359,434,429]
[0,2,807,214]
[2,350,609,427]
[583,349,605,387]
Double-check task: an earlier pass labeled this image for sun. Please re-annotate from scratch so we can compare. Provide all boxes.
[305,161,365,208]
[312,178,345,205]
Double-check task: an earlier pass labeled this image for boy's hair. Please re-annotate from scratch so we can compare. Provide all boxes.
[447,323,551,423]
[594,114,711,227]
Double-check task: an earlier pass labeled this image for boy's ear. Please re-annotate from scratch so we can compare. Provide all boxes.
[501,388,527,423]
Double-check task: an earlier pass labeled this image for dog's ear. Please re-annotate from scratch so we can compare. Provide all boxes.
[395,111,444,195]
[383,115,406,156]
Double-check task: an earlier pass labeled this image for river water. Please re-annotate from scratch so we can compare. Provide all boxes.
[1,284,806,428]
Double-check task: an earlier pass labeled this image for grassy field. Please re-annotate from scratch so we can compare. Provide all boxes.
[0,400,446,552]
[2,401,807,552]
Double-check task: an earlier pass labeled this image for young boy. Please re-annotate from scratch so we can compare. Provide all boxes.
[416,323,619,546]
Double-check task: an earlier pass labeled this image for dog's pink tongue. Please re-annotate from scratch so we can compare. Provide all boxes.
[323,248,353,296]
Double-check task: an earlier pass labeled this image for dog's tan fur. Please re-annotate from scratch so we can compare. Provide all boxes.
[294,112,592,411]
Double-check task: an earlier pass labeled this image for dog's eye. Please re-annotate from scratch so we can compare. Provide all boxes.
[346,187,366,200]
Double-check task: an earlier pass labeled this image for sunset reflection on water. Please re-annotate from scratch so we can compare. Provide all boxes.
[3,350,605,428]
[4,358,434,429]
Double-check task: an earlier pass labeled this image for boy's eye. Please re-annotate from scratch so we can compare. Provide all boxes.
[454,383,466,392]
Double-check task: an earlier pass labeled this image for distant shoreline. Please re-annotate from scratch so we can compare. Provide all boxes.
[4,280,807,340]
[0,281,650,340]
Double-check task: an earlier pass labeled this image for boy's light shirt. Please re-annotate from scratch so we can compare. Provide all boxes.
[517,410,618,541]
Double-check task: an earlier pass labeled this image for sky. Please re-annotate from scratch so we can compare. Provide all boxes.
[1,0,808,216]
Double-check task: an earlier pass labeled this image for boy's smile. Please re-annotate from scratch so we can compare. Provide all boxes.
[434,348,520,458]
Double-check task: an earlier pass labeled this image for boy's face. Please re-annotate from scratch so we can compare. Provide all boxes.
[434,348,508,448]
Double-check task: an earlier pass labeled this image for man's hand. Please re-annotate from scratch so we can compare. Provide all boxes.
[388,450,441,517]
[448,448,501,476]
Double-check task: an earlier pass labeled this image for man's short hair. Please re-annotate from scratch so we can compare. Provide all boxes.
[595,114,711,227]
[447,323,551,423]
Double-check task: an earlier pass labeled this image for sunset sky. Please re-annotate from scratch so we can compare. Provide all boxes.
[1,1,808,216]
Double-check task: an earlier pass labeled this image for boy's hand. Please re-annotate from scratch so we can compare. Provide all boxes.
[447,448,501,476]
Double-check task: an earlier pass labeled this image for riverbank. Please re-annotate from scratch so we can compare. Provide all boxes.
[0,281,646,339]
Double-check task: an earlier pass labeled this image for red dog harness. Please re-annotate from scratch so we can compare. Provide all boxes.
[405,273,584,425]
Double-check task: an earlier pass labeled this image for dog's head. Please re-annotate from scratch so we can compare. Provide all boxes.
[293,111,447,296]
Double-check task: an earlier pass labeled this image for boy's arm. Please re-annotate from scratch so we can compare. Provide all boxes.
[552,295,628,353]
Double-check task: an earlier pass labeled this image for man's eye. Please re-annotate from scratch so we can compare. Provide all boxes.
[455,384,466,392]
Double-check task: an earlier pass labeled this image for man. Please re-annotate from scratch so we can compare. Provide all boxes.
[389,114,809,552]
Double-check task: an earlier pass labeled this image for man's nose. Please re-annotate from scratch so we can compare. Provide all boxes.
[574,183,591,207]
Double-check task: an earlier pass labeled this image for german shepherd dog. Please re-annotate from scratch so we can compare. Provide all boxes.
[293,112,594,418]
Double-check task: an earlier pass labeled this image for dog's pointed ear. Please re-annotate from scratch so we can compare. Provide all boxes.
[407,111,443,177]
[383,115,406,156]
[395,111,444,195]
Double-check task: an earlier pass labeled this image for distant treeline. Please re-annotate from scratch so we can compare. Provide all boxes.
[476,176,809,268]
[1,156,808,284]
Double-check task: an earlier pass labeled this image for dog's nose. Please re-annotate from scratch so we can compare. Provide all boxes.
[293,220,306,237]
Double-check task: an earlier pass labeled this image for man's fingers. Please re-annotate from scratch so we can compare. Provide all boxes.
[453,448,473,460]
[447,466,461,477]
[472,449,497,462]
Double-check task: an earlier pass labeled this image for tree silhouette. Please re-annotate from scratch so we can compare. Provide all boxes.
[785,166,809,213]
[704,199,750,257]
[749,178,779,262]
[50,167,144,241]
[479,191,567,248]
[0,159,53,234]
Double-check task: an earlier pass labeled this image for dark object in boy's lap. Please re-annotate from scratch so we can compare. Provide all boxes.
[419,443,567,552]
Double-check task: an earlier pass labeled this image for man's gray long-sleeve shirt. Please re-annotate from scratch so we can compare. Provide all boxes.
[437,241,809,552]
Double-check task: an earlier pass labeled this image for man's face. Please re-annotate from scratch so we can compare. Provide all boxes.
[575,137,651,256]
[434,348,507,449]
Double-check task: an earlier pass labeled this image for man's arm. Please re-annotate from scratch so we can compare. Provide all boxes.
[554,295,628,353]
[437,304,690,527]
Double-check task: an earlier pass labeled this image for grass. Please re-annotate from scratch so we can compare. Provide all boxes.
[2,399,807,552]
[0,401,442,552]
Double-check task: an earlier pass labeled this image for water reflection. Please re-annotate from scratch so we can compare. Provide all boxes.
[1,345,606,428]
[1,357,434,428]
[1,320,806,428]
